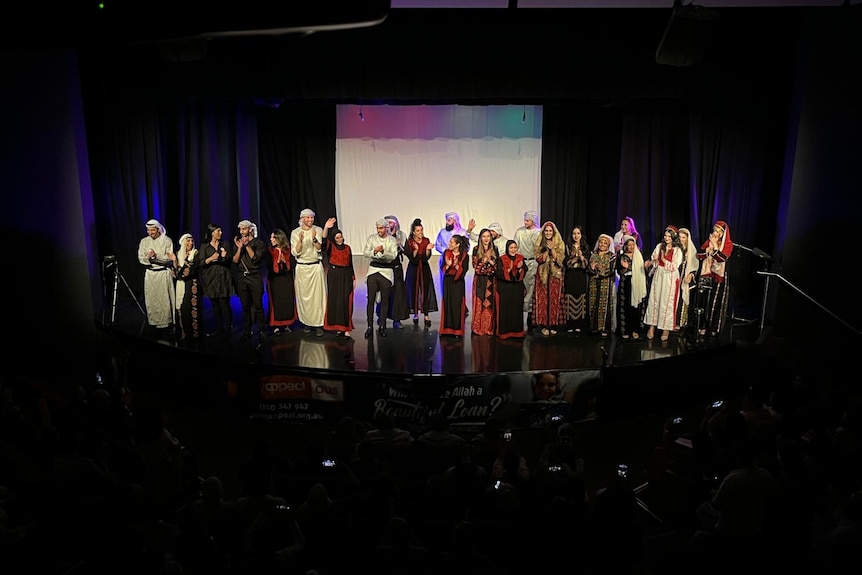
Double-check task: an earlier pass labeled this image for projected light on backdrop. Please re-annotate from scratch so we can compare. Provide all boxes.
[335,104,542,253]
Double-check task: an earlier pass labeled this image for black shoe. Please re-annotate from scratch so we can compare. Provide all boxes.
[315,327,324,337]
[413,317,419,325]
[259,331,268,342]
[364,327,373,339]
[240,331,252,341]
[424,318,432,328]
[207,329,224,338]
[378,326,388,337]
[303,327,312,335]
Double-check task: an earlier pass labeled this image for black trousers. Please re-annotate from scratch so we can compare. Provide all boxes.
[237,273,265,332]
[367,272,392,326]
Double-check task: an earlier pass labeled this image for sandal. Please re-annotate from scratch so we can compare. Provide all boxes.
[631,332,640,340]
[647,327,655,340]
[541,328,550,337]
[550,329,557,336]
[661,330,670,342]
[622,334,630,339]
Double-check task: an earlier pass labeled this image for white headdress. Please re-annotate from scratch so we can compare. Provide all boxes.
[237,220,258,238]
[623,235,647,306]
[146,219,166,235]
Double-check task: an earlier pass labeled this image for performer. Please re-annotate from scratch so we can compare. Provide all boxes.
[138,219,177,332]
[533,221,566,336]
[563,225,591,334]
[290,208,327,337]
[174,232,200,341]
[612,216,643,254]
[379,215,410,329]
[588,233,616,338]
[615,235,647,339]
[404,218,438,328]
[514,210,541,322]
[199,223,235,338]
[644,226,683,342]
[471,228,498,336]
[695,220,734,339]
[266,228,297,336]
[676,227,700,333]
[232,219,267,343]
[495,239,527,339]
[322,222,355,338]
[434,212,471,282]
[363,219,399,339]
[439,234,470,338]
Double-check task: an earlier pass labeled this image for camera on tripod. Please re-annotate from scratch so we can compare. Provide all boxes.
[101,254,144,325]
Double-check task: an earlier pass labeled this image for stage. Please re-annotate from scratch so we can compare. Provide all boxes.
[100,257,749,378]
[98,262,761,433]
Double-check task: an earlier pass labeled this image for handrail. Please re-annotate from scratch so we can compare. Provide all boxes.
[757,271,862,335]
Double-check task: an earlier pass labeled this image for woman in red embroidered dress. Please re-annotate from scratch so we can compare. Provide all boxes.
[322,223,355,338]
[266,228,297,335]
[495,239,526,339]
[471,228,498,336]
[533,221,566,337]
[439,235,469,338]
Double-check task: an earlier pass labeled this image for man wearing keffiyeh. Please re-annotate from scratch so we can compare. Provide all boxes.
[138,218,177,332]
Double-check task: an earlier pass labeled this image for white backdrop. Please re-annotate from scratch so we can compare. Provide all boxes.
[335,104,543,254]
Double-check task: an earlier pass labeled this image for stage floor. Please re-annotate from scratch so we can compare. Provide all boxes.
[101,276,750,377]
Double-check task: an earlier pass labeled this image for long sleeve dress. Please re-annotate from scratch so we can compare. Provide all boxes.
[322,238,355,334]
[563,243,590,333]
[471,247,498,336]
[588,250,616,335]
[644,244,682,332]
[495,252,526,339]
[404,236,439,318]
[439,249,469,337]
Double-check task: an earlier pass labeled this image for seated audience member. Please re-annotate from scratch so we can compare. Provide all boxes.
[418,412,465,450]
[360,413,415,465]
[692,439,778,547]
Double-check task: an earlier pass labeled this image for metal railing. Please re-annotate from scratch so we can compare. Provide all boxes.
[757,270,861,337]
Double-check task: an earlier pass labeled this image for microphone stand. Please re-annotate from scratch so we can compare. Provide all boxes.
[731,242,773,336]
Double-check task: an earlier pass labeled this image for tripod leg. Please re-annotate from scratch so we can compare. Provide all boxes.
[111,267,121,325]
[118,270,145,316]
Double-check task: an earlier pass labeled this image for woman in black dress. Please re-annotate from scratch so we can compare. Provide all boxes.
[198,223,235,337]
[563,225,591,334]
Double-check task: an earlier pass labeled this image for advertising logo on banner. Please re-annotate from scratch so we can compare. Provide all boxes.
[259,375,345,402]
[251,374,345,423]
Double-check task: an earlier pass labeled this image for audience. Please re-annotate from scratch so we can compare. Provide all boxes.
[2,342,859,575]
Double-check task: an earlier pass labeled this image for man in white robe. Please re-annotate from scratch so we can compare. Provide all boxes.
[138,219,177,331]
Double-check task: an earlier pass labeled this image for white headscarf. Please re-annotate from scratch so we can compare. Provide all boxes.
[623,235,647,306]
[524,211,538,225]
[678,227,700,305]
[175,233,195,310]
[177,233,195,264]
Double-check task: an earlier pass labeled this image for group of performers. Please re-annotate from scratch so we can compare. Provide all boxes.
[137,209,734,346]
